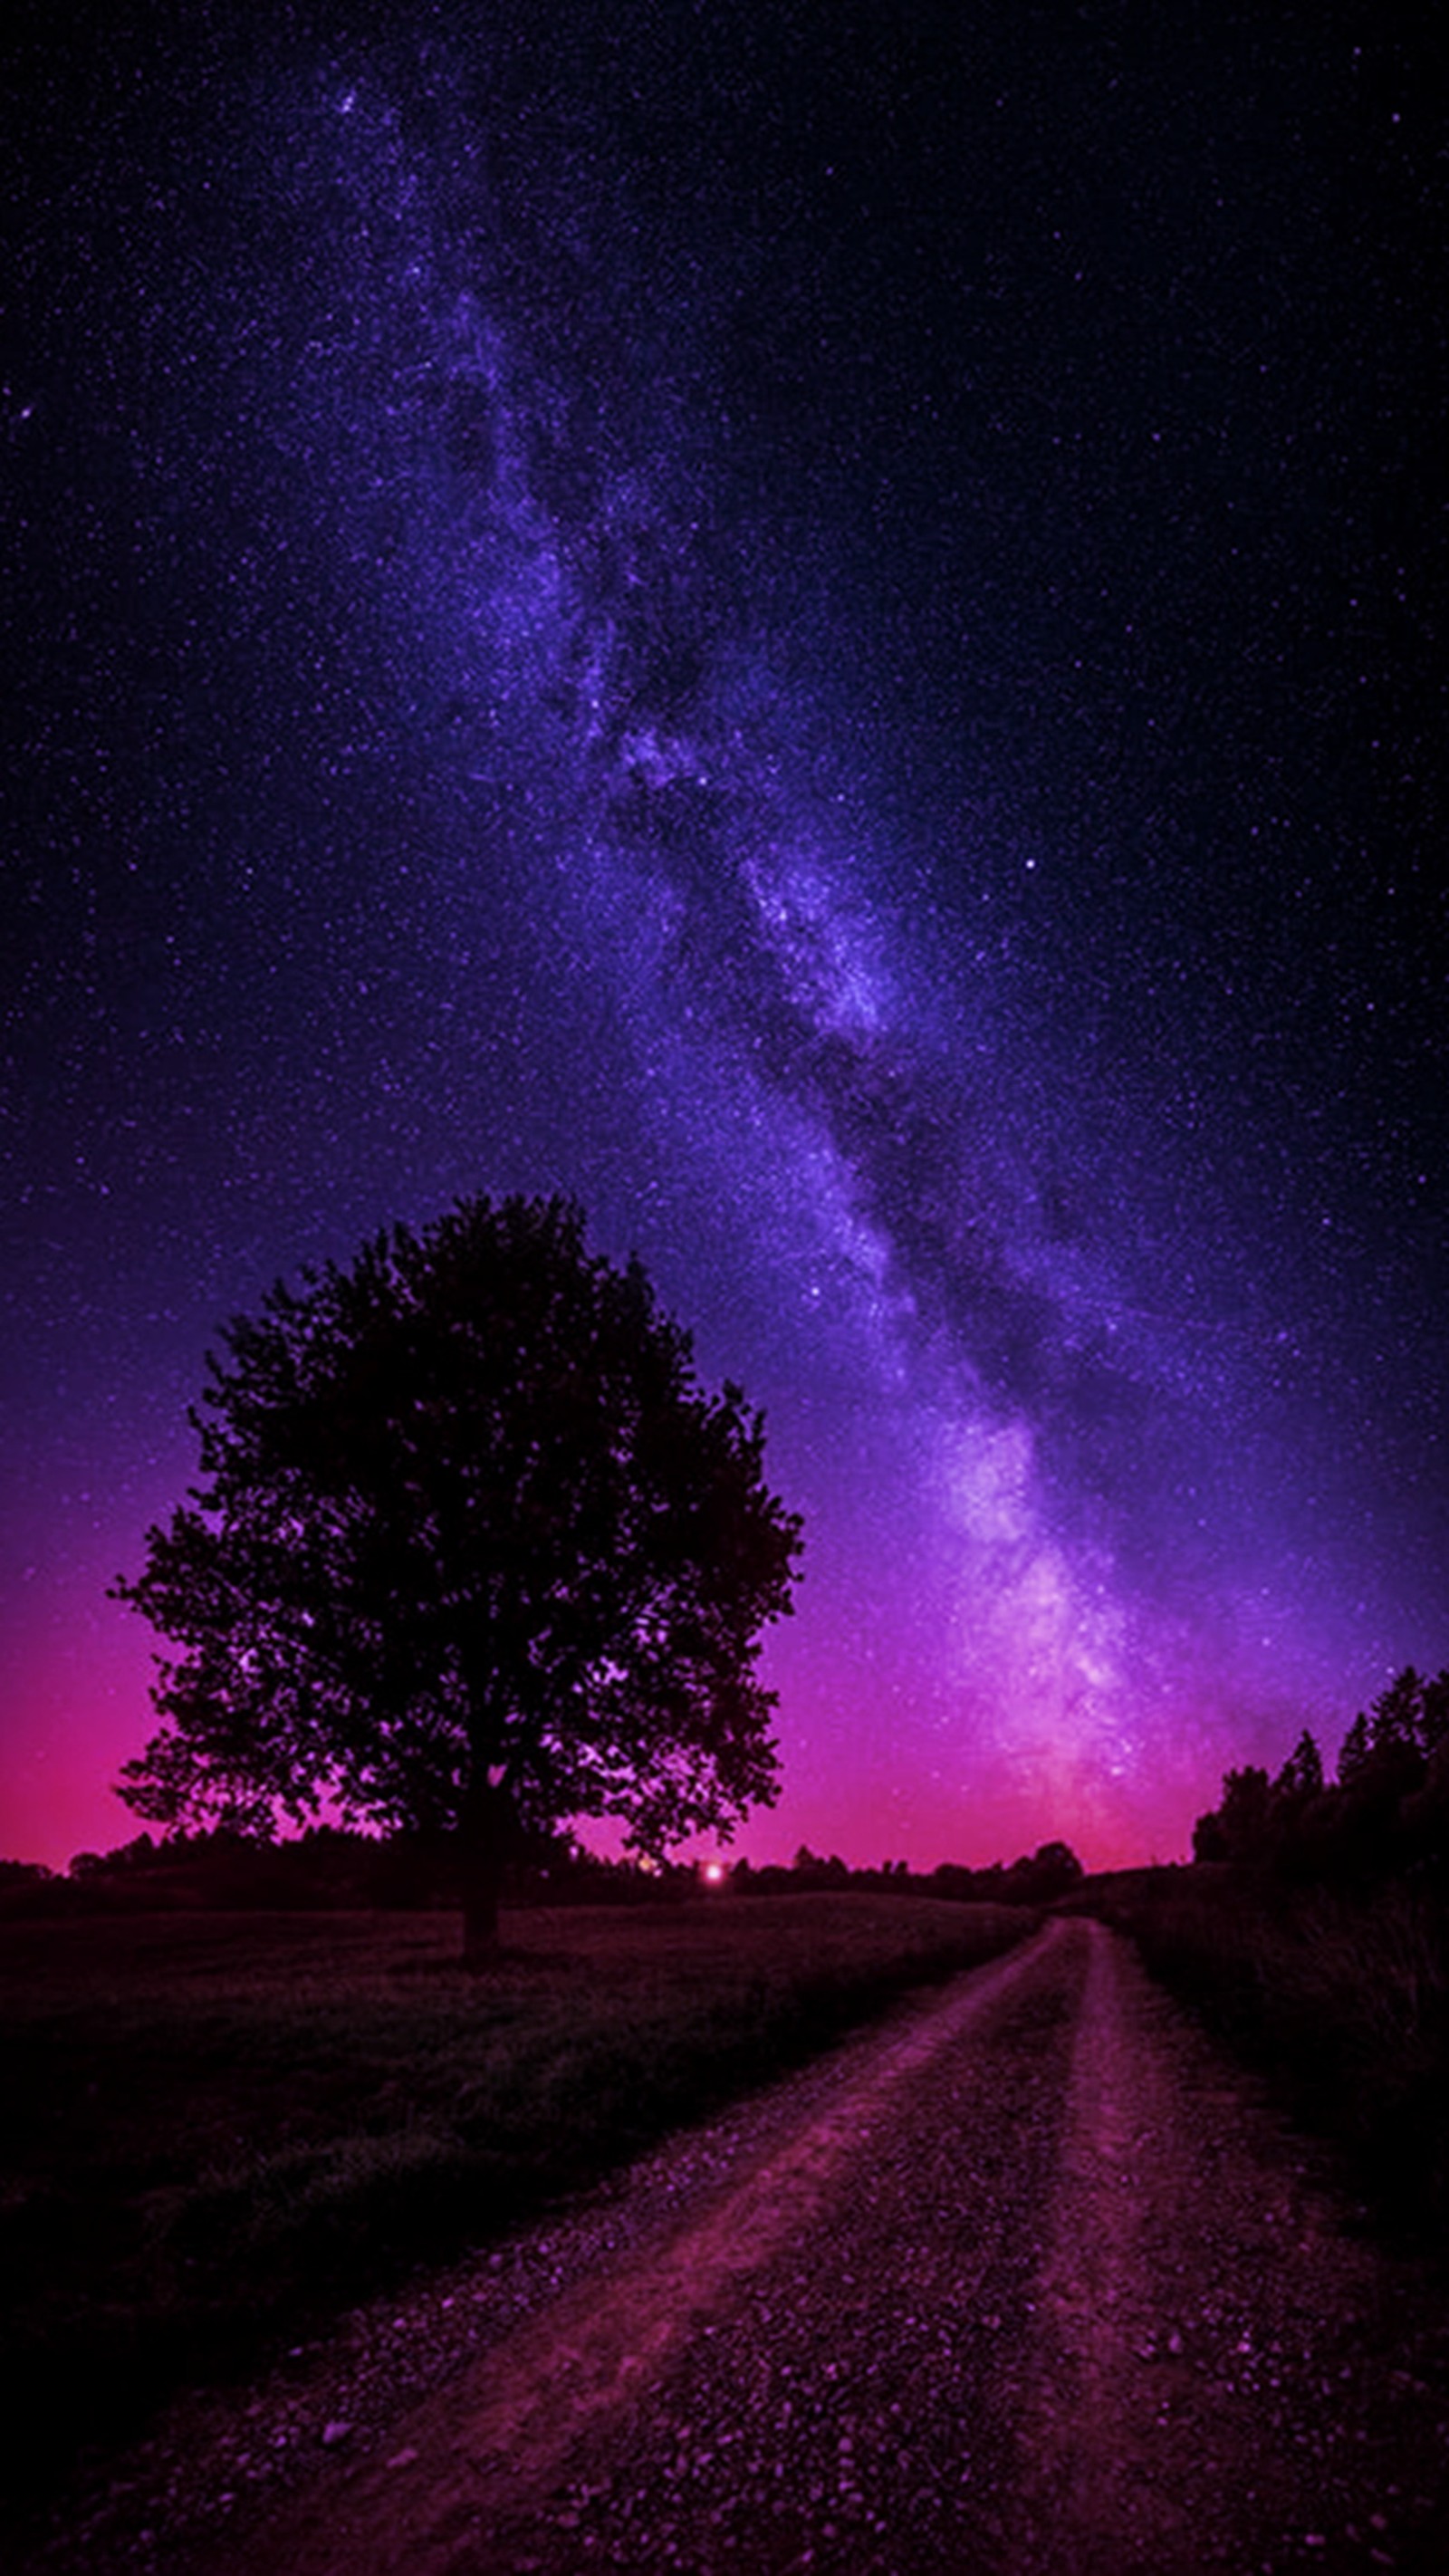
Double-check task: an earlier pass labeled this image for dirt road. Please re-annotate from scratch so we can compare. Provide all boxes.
[45,1920,1449,2573]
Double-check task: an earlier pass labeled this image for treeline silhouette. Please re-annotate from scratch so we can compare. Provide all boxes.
[0,1828,1085,1917]
[0,1823,678,1917]
[737,1839,1083,1906]
[1093,1665,1449,2255]
[1191,1665,1449,1883]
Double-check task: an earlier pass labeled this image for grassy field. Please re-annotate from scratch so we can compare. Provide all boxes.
[1080,1868,1449,2255]
[0,1893,1031,2507]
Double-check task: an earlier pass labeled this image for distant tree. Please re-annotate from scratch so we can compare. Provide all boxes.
[1365,1666,1449,1760]
[1214,1764,1273,1863]
[1272,1730,1324,1808]
[1031,1838,1083,1892]
[1337,1711,1372,1783]
[1191,1808,1230,1864]
[112,1195,802,1962]
[1000,1841,1085,1904]
[1369,1668,1425,1754]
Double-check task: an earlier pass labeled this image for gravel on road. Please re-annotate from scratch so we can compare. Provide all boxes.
[30,1919,1449,2576]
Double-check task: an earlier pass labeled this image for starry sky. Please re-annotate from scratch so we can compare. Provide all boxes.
[4,2,1445,1874]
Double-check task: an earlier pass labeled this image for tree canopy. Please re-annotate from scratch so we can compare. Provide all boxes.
[112,1195,803,1956]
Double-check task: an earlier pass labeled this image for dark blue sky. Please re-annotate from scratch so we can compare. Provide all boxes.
[4,1,1445,1870]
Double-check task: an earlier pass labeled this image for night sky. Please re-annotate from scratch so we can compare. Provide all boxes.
[4,3,1445,1874]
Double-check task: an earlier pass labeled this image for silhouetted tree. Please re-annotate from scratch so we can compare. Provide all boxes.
[1003,1840,1084,1903]
[1370,1668,1425,1754]
[1192,1807,1230,1863]
[1215,1764,1273,1863]
[112,1196,802,1961]
[1273,1730,1324,1807]
[1338,1710,1372,1783]
[1363,1666,1449,1762]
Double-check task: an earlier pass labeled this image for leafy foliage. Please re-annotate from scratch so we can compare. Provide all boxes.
[112,1197,802,1948]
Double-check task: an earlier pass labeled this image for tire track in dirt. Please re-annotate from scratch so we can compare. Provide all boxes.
[1009,1923,1449,2574]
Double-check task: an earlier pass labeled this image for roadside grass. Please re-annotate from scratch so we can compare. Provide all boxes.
[0,1894,1031,2509]
[1081,1869,1449,2254]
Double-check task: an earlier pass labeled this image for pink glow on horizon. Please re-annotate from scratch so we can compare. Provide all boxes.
[0,1610,1206,1882]
[0,1481,1338,1881]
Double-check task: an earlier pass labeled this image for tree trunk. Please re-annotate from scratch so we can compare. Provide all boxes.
[459,1773,510,1968]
